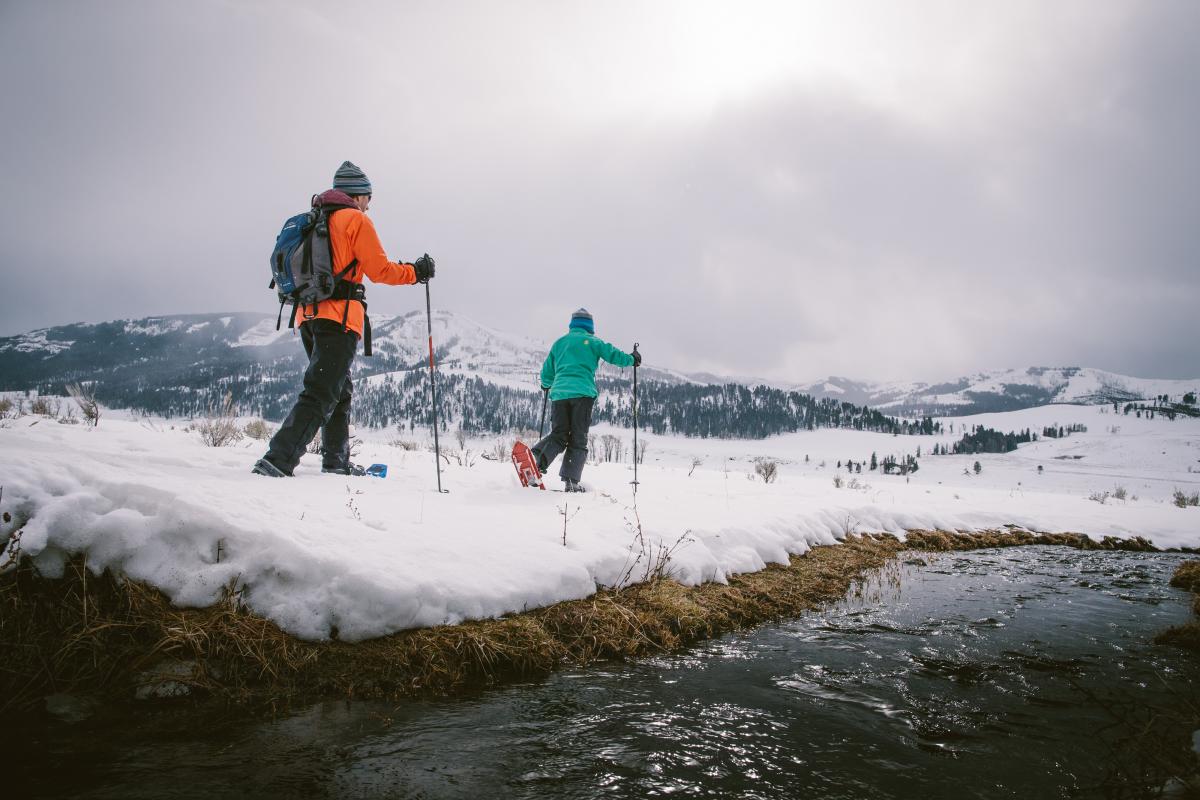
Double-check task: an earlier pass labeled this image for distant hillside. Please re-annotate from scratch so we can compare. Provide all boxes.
[795,367,1199,417]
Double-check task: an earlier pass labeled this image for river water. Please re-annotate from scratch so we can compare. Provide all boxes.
[14,547,1200,799]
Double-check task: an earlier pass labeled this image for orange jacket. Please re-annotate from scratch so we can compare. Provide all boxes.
[300,208,416,337]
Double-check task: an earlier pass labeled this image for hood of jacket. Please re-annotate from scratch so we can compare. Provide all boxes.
[313,189,359,209]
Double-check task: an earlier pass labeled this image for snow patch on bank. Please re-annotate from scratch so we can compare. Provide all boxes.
[1,405,1197,642]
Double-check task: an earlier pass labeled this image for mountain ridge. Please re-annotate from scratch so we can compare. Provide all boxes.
[794,367,1198,416]
[2,313,1195,422]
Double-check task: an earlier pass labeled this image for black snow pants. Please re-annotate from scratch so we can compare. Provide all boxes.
[264,319,357,475]
[531,396,595,483]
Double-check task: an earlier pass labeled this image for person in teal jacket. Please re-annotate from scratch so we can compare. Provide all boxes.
[532,308,640,492]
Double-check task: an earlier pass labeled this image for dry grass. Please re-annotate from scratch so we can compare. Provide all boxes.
[903,528,1160,552]
[242,419,274,441]
[64,383,100,427]
[1169,561,1200,593]
[1155,560,1200,652]
[0,535,904,713]
[0,529,1180,716]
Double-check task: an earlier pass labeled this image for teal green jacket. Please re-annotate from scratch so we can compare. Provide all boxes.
[540,328,635,401]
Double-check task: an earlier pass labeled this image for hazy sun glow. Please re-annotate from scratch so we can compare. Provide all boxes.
[527,0,1138,128]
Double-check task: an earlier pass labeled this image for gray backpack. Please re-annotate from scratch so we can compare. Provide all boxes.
[268,196,373,353]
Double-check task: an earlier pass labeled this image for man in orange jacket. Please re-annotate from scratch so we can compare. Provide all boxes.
[253,161,434,477]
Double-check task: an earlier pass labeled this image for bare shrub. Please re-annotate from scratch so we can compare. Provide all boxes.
[1173,489,1200,508]
[755,458,779,484]
[612,507,694,589]
[443,427,476,466]
[483,436,515,461]
[559,501,581,547]
[0,397,14,418]
[1112,485,1128,502]
[832,474,844,489]
[1089,490,1110,505]
[197,392,243,447]
[597,434,623,463]
[29,396,57,416]
[389,438,421,451]
[57,405,79,425]
[243,419,274,441]
[688,457,703,477]
[635,438,649,465]
[64,384,100,427]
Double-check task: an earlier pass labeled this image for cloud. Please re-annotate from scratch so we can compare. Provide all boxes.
[0,0,1196,382]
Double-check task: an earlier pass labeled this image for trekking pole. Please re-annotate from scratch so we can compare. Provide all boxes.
[424,280,445,493]
[539,387,548,439]
[631,342,640,496]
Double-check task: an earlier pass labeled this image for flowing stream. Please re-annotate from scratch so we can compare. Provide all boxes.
[13,547,1200,799]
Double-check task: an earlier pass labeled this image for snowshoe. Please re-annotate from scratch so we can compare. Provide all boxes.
[511,441,545,490]
[251,458,290,478]
[322,462,367,476]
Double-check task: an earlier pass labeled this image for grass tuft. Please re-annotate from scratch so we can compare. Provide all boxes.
[1156,560,1200,652]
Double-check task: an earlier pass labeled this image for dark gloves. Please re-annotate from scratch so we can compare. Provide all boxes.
[413,253,435,283]
[632,350,642,367]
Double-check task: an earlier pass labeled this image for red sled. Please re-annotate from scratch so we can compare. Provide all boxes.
[511,441,545,490]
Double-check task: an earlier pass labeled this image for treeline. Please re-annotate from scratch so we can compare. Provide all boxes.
[358,376,943,439]
[1121,399,1200,420]
[937,426,1037,455]
[591,380,941,439]
[1041,423,1087,439]
[36,364,950,440]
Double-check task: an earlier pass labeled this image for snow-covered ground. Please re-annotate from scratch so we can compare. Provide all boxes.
[1,403,1197,643]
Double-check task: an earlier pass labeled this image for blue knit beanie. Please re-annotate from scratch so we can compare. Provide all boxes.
[333,160,372,196]
[569,308,594,334]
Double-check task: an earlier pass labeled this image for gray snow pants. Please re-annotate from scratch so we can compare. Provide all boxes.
[264,319,357,474]
[531,396,595,483]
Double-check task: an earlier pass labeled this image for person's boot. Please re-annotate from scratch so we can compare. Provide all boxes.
[252,457,290,478]
[322,462,366,476]
[564,478,586,493]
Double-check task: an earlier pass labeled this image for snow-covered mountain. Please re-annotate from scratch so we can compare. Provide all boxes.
[796,367,1199,416]
[0,310,693,391]
[0,312,784,435]
[2,315,1195,422]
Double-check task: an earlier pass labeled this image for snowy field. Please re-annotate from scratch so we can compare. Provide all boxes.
[1,402,1198,642]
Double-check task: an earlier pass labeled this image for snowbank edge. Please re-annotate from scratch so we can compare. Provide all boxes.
[0,530,1184,717]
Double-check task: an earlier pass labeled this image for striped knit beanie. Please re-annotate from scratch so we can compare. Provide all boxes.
[333,160,372,196]
[569,308,594,334]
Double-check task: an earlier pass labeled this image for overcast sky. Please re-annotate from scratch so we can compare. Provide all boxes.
[2,0,1196,382]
